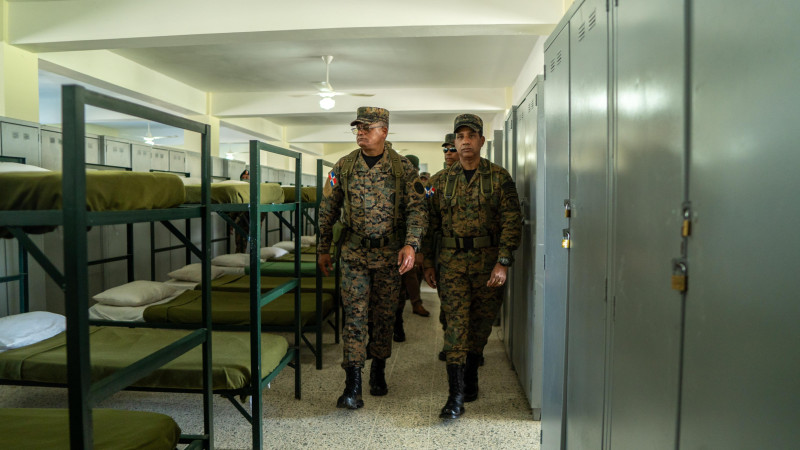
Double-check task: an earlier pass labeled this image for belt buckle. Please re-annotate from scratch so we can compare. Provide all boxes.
[463,237,474,250]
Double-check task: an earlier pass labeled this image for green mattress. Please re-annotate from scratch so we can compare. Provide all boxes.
[185,182,284,204]
[0,327,288,391]
[281,186,317,203]
[271,252,318,262]
[245,261,321,277]
[0,408,180,450]
[143,289,334,327]
[207,274,336,294]
[0,171,186,238]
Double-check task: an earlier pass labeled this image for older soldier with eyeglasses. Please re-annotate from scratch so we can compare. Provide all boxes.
[317,106,427,410]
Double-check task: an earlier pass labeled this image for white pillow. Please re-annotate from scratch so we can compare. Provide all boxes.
[211,253,263,267]
[92,280,178,307]
[0,311,66,352]
[167,263,225,282]
[0,162,50,173]
[214,180,249,185]
[273,241,297,252]
[301,235,317,247]
[261,246,289,259]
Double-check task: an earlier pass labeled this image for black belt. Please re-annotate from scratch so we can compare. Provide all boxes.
[441,235,495,250]
[347,232,396,249]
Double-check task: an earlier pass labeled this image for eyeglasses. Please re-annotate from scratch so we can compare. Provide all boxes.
[351,124,383,135]
[443,147,457,153]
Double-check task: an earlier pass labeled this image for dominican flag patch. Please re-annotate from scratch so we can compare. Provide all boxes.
[425,186,436,198]
[328,171,337,187]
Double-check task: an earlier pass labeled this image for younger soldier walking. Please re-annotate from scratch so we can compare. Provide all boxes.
[317,107,427,409]
[423,115,522,420]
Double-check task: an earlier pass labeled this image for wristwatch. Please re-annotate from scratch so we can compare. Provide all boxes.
[409,243,419,253]
[497,257,511,267]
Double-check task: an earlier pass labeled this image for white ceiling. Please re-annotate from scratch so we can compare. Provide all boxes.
[9,0,563,151]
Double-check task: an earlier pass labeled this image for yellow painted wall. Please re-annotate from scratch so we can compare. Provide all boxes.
[0,42,39,122]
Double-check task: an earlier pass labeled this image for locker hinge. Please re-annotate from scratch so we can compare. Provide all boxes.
[540,430,543,445]
[606,0,609,11]
[543,64,547,81]
[681,202,692,237]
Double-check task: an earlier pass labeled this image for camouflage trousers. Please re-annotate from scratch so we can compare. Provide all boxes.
[438,248,504,365]
[339,249,402,368]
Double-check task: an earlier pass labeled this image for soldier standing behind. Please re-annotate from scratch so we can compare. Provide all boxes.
[423,115,522,420]
[317,107,427,409]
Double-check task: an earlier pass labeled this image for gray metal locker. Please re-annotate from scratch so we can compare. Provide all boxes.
[101,137,131,168]
[40,129,63,171]
[186,152,201,178]
[151,148,170,171]
[542,9,572,448]
[607,1,687,448]
[131,144,152,173]
[0,120,41,167]
[564,0,610,447]
[227,159,245,180]
[211,156,224,178]
[85,137,100,165]
[680,1,800,448]
[169,150,186,173]
[512,78,545,419]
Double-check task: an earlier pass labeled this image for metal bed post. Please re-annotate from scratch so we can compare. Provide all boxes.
[248,140,264,449]
[199,124,214,450]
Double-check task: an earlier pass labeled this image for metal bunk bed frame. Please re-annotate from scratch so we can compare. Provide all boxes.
[0,85,214,449]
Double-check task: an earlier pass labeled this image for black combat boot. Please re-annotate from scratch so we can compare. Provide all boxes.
[336,366,364,409]
[464,352,480,402]
[439,364,465,420]
[369,358,388,396]
[393,309,406,342]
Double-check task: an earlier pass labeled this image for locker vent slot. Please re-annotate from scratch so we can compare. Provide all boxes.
[550,58,557,73]
[528,101,534,112]
[578,23,586,41]
[557,50,562,66]
[12,132,19,139]
[589,9,597,31]
[24,133,30,140]
[50,137,56,144]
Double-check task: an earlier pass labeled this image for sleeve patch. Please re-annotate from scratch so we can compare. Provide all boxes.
[502,181,518,197]
[414,181,425,195]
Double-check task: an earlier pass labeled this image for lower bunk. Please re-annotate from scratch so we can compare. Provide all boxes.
[0,408,181,450]
[0,325,299,421]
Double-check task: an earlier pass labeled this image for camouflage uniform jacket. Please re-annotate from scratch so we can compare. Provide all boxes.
[422,157,522,269]
[318,142,428,262]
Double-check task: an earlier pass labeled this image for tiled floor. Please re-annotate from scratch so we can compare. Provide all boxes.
[0,287,540,449]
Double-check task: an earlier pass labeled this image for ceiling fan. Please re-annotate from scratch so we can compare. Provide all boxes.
[141,122,178,145]
[294,56,374,110]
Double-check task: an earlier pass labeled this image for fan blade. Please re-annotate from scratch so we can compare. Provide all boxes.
[345,93,375,97]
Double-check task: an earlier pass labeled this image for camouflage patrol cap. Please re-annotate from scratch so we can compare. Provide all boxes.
[350,106,390,126]
[453,114,483,135]
[406,154,420,169]
[441,133,455,148]
[420,171,431,179]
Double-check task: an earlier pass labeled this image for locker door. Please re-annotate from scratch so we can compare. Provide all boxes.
[542,23,570,450]
[152,148,169,171]
[513,82,542,416]
[169,150,186,172]
[680,1,800,448]
[85,137,100,164]
[608,0,686,448]
[41,130,63,170]
[0,122,40,166]
[565,1,609,447]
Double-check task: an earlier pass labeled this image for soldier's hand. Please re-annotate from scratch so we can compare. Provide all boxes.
[424,268,437,289]
[318,253,333,277]
[487,264,508,288]
[397,245,416,275]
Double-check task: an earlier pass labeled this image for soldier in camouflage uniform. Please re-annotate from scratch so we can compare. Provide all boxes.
[423,114,522,420]
[317,106,427,410]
